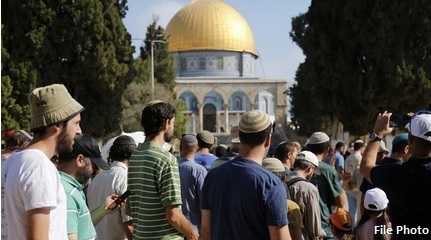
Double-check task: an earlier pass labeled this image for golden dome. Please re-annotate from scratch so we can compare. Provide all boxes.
[166,0,258,56]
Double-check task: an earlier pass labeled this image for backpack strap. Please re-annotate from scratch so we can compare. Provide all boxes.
[286,177,309,187]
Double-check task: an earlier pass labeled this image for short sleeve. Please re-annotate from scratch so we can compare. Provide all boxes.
[114,169,128,195]
[66,196,79,234]
[326,167,343,199]
[20,161,58,211]
[158,155,182,207]
[265,182,288,226]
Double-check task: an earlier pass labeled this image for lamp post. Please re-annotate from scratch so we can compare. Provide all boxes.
[150,39,166,100]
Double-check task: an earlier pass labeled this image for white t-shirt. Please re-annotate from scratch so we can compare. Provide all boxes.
[4,149,67,240]
[87,161,130,240]
[345,151,363,189]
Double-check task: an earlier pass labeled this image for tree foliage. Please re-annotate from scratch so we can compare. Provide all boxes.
[121,20,186,137]
[140,19,176,88]
[2,0,134,137]
[290,0,431,135]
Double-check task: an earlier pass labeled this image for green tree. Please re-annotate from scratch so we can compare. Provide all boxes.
[290,0,431,135]
[2,0,134,137]
[140,19,176,88]
[121,58,188,138]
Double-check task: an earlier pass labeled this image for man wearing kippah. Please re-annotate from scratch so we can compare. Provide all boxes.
[178,134,207,231]
[201,110,291,240]
[4,84,83,240]
[195,130,217,170]
[306,132,349,239]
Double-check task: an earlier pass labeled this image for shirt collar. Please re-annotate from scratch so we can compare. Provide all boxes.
[59,171,83,190]
[111,161,127,169]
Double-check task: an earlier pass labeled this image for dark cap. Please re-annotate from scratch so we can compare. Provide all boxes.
[109,135,136,162]
[112,135,136,147]
[74,135,109,170]
[181,134,198,147]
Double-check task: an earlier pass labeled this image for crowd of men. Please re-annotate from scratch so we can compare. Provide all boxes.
[2,83,431,240]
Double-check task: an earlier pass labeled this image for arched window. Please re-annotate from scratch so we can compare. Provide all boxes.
[179,91,198,112]
[229,91,249,111]
[204,91,224,111]
[256,90,274,115]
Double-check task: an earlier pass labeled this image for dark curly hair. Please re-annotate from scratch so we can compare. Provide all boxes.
[141,102,176,136]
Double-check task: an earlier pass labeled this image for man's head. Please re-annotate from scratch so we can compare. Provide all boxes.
[30,84,84,155]
[305,132,330,160]
[262,157,286,181]
[353,140,365,154]
[391,133,410,160]
[180,134,198,157]
[215,145,228,158]
[58,135,108,184]
[109,135,136,163]
[196,131,215,150]
[275,141,300,167]
[406,113,431,157]
[335,141,346,154]
[238,110,273,150]
[141,101,176,142]
[293,150,319,179]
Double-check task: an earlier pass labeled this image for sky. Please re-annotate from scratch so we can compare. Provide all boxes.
[123,0,311,82]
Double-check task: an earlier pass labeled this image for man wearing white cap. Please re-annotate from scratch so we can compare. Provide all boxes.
[201,110,291,240]
[305,132,348,239]
[360,111,431,239]
[287,151,324,240]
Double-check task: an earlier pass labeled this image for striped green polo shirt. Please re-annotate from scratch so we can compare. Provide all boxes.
[59,171,96,240]
[128,141,183,240]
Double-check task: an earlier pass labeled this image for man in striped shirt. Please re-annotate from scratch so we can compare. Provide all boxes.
[128,101,198,240]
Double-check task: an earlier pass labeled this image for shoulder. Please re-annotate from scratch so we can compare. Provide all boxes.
[293,179,319,193]
[319,161,337,175]
[371,164,402,181]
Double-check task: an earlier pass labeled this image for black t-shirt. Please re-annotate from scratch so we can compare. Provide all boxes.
[371,157,431,238]
[360,157,403,194]
[202,157,288,240]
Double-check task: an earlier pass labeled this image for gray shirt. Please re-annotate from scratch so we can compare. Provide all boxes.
[288,172,324,240]
[179,158,207,229]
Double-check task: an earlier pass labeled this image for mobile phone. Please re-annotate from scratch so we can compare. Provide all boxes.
[115,190,132,205]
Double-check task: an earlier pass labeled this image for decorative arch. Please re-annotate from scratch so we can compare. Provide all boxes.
[255,90,274,115]
[179,91,198,112]
[229,91,250,111]
[203,91,224,111]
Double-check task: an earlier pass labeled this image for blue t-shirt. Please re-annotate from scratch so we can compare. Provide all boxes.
[195,153,217,170]
[179,159,207,229]
[202,157,288,240]
[335,151,345,170]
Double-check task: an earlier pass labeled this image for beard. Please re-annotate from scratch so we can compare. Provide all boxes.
[164,129,174,142]
[56,127,75,155]
[76,169,93,185]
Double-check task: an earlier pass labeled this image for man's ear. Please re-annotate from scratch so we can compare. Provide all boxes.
[264,134,272,148]
[75,154,86,167]
[403,145,410,155]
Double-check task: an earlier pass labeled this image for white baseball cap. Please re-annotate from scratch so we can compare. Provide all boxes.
[306,132,330,145]
[406,113,431,142]
[296,150,319,167]
[364,188,389,211]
